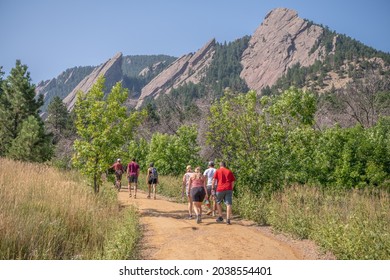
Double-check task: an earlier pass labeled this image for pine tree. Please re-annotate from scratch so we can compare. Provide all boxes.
[7,115,52,161]
[0,60,53,161]
[0,66,4,95]
[46,96,70,143]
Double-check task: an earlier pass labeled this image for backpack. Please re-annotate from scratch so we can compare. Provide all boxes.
[150,167,158,179]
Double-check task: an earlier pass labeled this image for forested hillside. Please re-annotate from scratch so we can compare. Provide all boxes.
[36,54,176,112]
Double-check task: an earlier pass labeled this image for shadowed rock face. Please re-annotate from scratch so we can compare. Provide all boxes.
[135,39,216,109]
[240,8,325,92]
[63,52,123,111]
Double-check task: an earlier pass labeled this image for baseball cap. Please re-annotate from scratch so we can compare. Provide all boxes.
[117,158,121,162]
[208,161,214,166]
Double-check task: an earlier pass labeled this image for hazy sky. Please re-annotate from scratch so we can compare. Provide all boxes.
[1,0,389,83]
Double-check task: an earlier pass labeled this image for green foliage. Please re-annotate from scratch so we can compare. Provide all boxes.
[7,115,53,162]
[72,76,146,192]
[207,88,317,195]
[0,60,53,161]
[309,119,390,189]
[46,96,72,142]
[204,37,250,98]
[208,87,390,194]
[127,138,149,171]
[146,124,202,176]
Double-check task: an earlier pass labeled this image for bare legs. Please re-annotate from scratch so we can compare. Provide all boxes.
[187,195,193,218]
[193,201,202,223]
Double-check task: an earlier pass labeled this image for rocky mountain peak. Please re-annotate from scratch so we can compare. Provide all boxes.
[135,39,216,109]
[63,52,123,111]
[240,8,325,92]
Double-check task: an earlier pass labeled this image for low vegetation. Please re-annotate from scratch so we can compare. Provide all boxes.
[150,175,390,260]
[0,158,141,260]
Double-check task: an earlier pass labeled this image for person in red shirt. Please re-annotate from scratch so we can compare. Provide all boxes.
[212,161,235,225]
[111,159,124,191]
[127,158,140,198]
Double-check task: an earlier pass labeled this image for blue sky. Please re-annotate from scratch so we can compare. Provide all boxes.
[1,0,389,83]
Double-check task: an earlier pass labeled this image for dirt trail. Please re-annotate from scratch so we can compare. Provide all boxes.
[118,189,329,260]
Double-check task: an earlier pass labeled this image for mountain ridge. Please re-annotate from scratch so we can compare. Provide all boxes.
[35,7,390,113]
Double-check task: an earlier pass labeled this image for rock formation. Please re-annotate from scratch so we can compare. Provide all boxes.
[135,39,216,109]
[63,52,123,111]
[240,8,325,92]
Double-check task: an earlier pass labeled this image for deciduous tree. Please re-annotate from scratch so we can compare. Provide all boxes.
[72,76,146,193]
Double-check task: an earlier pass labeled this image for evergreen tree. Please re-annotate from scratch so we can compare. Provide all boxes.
[0,60,53,161]
[46,96,70,143]
[0,66,4,95]
[7,115,53,161]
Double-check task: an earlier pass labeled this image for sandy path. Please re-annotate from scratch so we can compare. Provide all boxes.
[118,189,326,260]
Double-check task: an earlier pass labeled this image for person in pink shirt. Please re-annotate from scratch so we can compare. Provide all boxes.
[212,161,235,225]
[188,166,209,224]
[127,158,140,198]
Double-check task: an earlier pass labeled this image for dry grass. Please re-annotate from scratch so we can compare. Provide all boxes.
[266,186,390,259]
[0,158,140,260]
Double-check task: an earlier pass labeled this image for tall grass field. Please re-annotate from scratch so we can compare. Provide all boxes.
[0,158,141,260]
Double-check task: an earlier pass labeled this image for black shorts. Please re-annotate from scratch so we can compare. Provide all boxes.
[190,187,206,202]
[128,175,138,183]
[148,178,157,184]
[115,170,123,181]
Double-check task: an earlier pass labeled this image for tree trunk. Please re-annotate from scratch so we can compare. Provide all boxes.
[94,173,98,193]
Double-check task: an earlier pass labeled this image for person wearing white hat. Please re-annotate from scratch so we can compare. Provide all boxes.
[203,161,216,216]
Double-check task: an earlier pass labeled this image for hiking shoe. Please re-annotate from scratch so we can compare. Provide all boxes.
[187,215,193,220]
[196,215,201,224]
[226,219,231,225]
[216,216,223,223]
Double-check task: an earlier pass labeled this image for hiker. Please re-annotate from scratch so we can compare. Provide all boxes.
[127,158,140,198]
[147,162,158,199]
[212,161,235,225]
[203,161,217,216]
[182,165,194,219]
[188,166,208,224]
[111,158,124,191]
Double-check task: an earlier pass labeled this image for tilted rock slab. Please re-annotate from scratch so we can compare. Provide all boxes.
[136,39,216,109]
[63,52,123,111]
[240,8,325,92]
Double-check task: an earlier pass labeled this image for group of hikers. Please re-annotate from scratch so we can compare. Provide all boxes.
[111,159,236,225]
[111,158,158,199]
